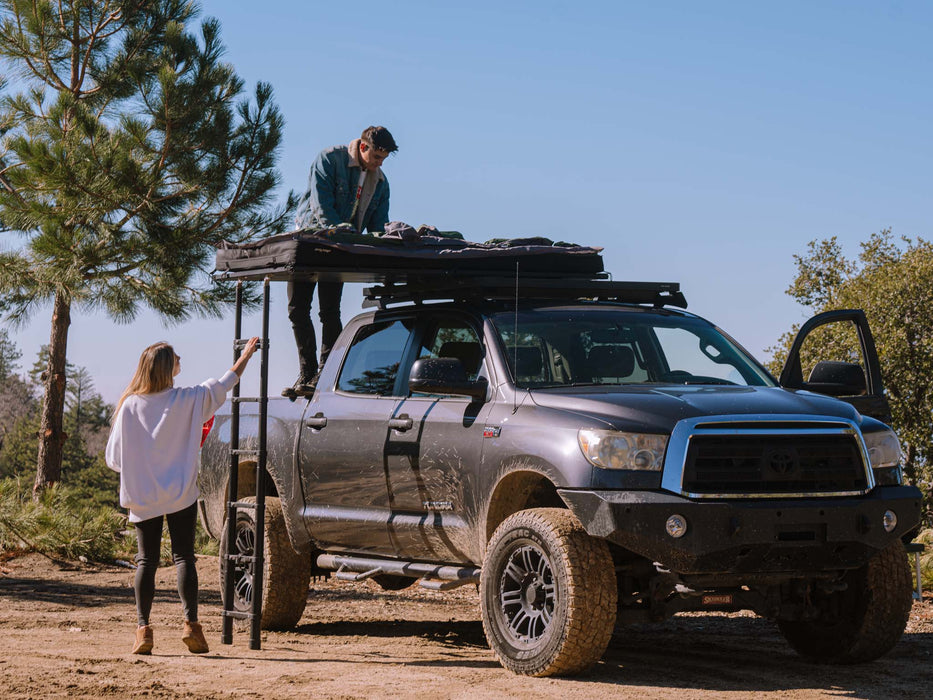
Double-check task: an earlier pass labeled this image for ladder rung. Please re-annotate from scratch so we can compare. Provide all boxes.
[231,448,262,456]
[228,500,259,510]
[221,610,254,620]
[223,553,257,565]
[232,396,262,403]
[234,338,267,349]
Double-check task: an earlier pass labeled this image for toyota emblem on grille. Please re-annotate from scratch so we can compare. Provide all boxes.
[766,448,799,476]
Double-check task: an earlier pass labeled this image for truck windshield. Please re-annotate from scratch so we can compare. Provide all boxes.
[490,308,774,389]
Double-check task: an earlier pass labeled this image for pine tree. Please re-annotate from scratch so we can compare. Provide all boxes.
[0,1,294,496]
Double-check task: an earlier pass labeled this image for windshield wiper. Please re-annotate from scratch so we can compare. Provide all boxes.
[532,382,626,389]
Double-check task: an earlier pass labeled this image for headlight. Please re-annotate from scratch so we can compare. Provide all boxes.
[863,428,902,469]
[578,429,668,470]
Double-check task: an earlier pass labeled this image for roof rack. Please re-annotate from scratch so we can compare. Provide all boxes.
[213,265,438,283]
[362,275,687,309]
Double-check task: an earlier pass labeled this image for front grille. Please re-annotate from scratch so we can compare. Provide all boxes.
[682,435,868,495]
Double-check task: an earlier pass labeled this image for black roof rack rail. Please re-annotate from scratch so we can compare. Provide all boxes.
[362,276,687,310]
[213,265,439,283]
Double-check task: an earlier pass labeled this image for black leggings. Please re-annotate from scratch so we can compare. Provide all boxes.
[134,502,199,627]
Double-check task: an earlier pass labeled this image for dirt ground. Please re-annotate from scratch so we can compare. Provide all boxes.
[2,552,933,699]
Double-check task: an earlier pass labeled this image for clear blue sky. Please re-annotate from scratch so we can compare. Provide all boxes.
[5,0,932,401]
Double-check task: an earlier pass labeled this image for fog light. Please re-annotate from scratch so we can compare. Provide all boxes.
[883,510,897,533]
[666,514,687,538]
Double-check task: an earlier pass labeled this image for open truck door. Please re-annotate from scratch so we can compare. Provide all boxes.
[779,309,891,423]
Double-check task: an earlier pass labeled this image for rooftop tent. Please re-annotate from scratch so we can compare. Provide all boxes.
[213,228,605,283]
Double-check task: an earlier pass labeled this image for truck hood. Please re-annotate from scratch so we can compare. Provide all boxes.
[528,385,862,433]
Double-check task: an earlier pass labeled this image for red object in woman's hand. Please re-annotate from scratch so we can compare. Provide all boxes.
[201,415,215,447]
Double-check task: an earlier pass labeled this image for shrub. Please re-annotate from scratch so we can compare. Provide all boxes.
[915,528,933,591]
[0,477,125,561]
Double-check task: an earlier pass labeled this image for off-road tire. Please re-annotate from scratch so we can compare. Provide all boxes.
[480,508,617,676]
[219,497,311,630]
[777,539,913,663]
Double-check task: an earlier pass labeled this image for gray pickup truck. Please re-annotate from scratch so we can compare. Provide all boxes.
[199,279,921,677]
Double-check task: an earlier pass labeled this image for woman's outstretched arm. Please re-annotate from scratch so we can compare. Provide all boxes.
[231,337,260,377]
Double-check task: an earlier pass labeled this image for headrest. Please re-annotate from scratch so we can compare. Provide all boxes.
[438,341,483,375]
[513,346,543,378]
[588,345,635,379]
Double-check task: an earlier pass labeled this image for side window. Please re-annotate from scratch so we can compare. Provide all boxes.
[337,319,413,395]
[417,319,483,381]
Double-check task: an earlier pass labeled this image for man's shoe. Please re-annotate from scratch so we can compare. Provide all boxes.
[182,621,209,654]
[132,625,153,655]
[281,373,317,399]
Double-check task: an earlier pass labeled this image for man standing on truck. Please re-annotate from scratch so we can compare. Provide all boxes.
[285,125,399,397]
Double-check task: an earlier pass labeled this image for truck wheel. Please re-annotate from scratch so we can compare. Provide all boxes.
[480,508,617,676]
[777,540,913,663]
[219,497,311,630]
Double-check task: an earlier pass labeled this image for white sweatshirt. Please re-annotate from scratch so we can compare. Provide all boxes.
[106,370,239,522]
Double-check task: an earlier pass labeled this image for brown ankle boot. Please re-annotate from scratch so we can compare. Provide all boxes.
[132,625,153,655]
[182,620,209,654]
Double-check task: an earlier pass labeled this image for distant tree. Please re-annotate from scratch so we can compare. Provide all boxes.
[0,385,38,479]
[65,365,93,438]
[0,327,21,380]
[0,330,30,457]
[768,230,933,493]
[28,345,110,440]
[0,373,33,456]
[1,345,116,508]
[0,1,294,496]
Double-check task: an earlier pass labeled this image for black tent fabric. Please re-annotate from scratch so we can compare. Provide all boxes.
[213,228,603,282]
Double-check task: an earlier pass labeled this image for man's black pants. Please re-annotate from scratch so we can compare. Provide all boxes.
[286,279,343,378]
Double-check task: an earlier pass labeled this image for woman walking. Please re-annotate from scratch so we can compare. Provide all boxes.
[106,337,259,655]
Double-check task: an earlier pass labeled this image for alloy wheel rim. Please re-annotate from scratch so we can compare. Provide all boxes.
[497,542,556,646]
[232,523,255,609]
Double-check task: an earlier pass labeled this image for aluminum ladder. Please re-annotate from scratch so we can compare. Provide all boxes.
[220,279,271,650]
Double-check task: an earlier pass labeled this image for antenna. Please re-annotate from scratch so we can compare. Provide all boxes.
[513,261,519,413]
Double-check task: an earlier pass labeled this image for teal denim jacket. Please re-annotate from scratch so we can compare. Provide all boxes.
[294,144,390,233]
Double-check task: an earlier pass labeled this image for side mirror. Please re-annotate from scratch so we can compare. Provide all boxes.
[409,358,488,401]
[804,360,867,397]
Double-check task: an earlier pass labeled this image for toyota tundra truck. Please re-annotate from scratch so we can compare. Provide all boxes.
[198,277,921,676]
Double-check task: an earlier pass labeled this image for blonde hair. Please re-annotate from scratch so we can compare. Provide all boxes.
[113,341,177,418]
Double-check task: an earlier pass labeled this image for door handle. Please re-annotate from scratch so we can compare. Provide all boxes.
[388,415,413,431]
[305,413,327,429]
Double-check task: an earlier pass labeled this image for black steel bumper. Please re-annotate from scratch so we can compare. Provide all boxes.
[558,486,922,575]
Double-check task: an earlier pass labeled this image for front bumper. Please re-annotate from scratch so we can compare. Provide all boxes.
[558,485,922,574]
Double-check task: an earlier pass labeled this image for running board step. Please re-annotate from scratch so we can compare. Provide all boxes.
[316,553,480,587]
[418,578,476,591]
[334,566,382,582]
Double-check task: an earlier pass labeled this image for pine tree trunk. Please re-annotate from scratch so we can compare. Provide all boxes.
[34,291,70,499]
